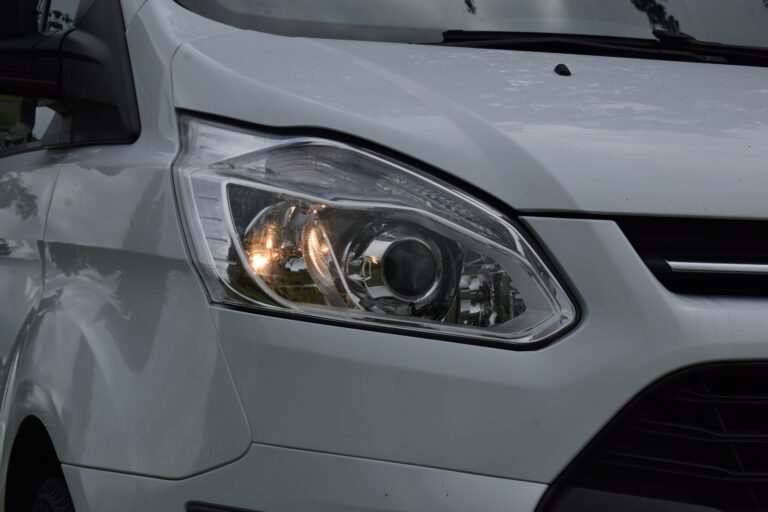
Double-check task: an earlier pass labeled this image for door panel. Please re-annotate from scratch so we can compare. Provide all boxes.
[0,149,60,397]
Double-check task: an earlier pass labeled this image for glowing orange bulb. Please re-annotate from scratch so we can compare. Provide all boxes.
[250,251,271,274]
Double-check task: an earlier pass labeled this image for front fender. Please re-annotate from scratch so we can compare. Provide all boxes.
[3,157,252,479]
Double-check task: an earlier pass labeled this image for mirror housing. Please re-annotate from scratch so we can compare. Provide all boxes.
[0,0,140,146]
[0,0,39,38]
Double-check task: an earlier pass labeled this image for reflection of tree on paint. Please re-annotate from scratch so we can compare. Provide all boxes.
[0,240,9,257]
[464,0,477,15]
[0,174,38,221]
[631,0,680,32]
[47,9,74,31]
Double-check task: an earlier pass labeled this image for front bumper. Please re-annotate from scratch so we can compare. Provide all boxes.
[67,217,768,511]
[63,443,545,512]
[210,217,768,484]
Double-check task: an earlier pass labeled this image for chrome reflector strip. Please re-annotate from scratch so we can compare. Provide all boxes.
[667,261,768,275]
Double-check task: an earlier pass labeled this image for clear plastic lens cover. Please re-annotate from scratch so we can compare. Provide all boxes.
[176,116,576,344]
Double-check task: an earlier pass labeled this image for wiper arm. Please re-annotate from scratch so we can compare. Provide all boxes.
[438,30,768,68]
[651,29,697,46]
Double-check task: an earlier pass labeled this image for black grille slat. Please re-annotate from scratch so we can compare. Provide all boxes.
[541,363,768,512]
[627,421,768,444]
[592,455,768,482]
[595,452,768,481]
[669,393,768,406]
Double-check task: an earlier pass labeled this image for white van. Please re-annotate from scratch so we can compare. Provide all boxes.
[1,0,767,510]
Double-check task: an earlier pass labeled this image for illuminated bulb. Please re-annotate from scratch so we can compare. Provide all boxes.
[250,250,272,274]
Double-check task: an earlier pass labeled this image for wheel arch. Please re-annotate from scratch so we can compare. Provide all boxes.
[4,415,64,511]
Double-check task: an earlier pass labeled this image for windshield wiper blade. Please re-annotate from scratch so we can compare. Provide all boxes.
[439,30,721,62]
[438,30,768,67]
[651,29,768,65]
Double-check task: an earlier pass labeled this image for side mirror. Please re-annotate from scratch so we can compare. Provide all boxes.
[0,0,140,146]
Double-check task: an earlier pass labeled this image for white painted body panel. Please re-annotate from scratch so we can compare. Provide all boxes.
[62,444,547,512]
[0,0,766,510]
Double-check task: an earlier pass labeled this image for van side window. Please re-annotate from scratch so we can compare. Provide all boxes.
[0,96,59,156]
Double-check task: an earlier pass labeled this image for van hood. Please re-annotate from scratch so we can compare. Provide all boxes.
[173,30,768,219]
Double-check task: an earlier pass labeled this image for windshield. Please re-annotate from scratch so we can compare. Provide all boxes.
[177,0,768,48]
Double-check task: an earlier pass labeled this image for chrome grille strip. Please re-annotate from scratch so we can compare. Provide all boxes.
[667,261,768,275]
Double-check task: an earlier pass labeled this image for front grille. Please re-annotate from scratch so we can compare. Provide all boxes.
[540,363,768,512]
[618,217,768,297]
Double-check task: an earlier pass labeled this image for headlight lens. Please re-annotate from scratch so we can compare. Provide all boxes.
[175,116,576,345]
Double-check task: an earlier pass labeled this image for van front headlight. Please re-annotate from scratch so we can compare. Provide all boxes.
[175,115,576,346]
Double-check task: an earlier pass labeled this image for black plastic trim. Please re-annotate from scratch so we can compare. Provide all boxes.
[617,216,768,297]
[537,361,768,512]
[58,0,141,146]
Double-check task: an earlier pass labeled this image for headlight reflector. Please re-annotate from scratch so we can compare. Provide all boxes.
[176,116,576,345]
